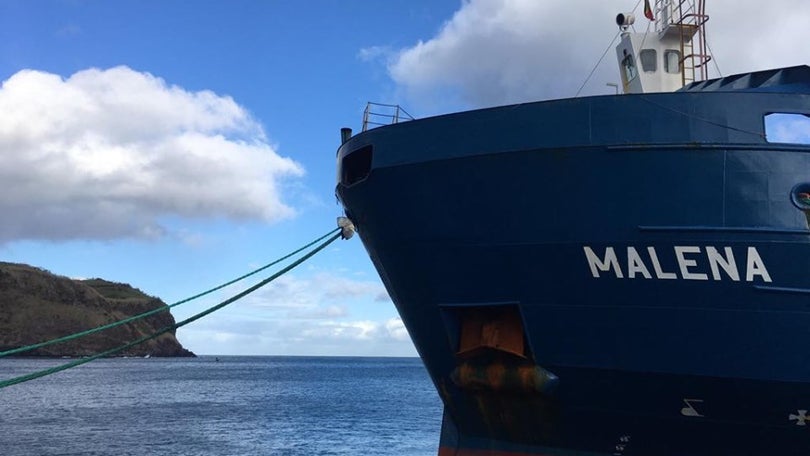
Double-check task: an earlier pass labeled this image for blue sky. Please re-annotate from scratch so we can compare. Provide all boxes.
[1,0,809,356]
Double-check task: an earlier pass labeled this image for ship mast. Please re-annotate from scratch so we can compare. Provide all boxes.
[654,0,711,86]
[615,0,711,93]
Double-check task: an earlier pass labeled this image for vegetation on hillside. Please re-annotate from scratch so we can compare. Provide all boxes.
[0,262,194,357]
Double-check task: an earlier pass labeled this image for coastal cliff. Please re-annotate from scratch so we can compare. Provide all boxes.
[0,262,194,357]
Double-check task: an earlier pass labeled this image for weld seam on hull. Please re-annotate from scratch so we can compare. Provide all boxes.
[753,285,810,295]
[606,143,810,152]
[638,225,810,235]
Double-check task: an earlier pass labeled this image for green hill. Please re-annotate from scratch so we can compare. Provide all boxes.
[0,262,194,357]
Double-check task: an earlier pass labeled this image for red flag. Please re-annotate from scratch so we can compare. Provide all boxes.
[644,0,655,20]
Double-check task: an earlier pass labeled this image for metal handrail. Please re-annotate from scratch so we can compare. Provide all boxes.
[362,102,415,131]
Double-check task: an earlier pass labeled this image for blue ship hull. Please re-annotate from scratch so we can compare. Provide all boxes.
[336,67,810,455]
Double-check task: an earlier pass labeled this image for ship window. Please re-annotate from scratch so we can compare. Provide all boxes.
[340,145,373,186]
[622,54,638,82]
[640,49,657,72]
[664,50,681,74]
[765,113,810,145]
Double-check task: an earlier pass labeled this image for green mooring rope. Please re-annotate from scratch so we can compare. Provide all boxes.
[0,228,340,359]
[0,230,342,390]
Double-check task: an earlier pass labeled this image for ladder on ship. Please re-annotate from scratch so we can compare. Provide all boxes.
[654,0,712,86]
[677,0,711,86]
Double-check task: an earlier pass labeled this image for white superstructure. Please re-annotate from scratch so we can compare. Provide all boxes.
[615,0,710,94]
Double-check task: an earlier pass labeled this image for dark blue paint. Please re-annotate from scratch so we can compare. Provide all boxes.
[337,66,810,455]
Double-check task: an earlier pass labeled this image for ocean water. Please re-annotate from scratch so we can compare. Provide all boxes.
[0,356,443,455]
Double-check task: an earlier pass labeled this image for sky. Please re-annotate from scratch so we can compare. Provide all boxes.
[1,0,809,356]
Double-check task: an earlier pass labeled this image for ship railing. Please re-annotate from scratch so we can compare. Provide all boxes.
[362,102,415,132]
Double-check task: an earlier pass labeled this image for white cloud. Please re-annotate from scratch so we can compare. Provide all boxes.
[174,271,409,356]
[706,0,810,76]
[0,66,304,243]
[246,272,390,314]
[357,45,393,63]
[384,317,411,342]
[302,320,378,340]
[302,317,409,342]
[388,0,620,109]
[387,0,810,111]
[178,315,414,356]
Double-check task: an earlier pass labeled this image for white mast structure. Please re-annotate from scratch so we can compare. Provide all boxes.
[615,0,711,93]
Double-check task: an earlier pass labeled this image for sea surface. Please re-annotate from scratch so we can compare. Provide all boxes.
[0,356,443,455]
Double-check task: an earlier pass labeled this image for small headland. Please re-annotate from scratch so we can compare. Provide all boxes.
[0,262,194,358]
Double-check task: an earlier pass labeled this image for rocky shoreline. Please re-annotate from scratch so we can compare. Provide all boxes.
[0,262,194,358]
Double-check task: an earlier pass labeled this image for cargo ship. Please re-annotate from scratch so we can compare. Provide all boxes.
[335,1,810,454]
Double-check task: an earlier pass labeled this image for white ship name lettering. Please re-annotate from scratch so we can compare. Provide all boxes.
[583,246,772,282]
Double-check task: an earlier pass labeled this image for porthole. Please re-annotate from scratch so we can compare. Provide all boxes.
[790,183,810,210]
